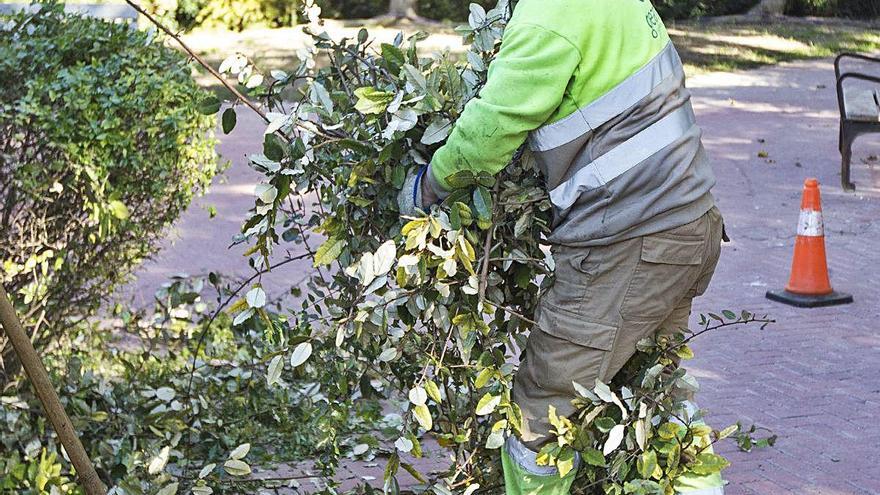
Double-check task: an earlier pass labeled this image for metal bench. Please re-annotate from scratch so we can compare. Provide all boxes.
[0,3,138,24]
[835,53,880,191]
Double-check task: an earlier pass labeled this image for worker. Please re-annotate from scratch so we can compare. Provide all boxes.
[399,0,724,494]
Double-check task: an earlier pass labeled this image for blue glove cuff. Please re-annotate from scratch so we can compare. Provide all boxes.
[413,165,428,206]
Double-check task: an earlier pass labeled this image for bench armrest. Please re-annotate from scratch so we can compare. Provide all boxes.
[835,53,880,81]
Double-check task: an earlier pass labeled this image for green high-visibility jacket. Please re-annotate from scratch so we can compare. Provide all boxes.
[427,0,716,246]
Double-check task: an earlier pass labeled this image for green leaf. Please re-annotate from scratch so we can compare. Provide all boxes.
[421,117,452,145]
[473,186,492,222]
[156,483,179,495]
[582,448,605,467]
[445,170,476,189]
[314,237,346,267]
[337,139,373,154]
[594,417,616,433]
[198,95,221,115]
[381,43,406,71]
[263,134,284,161]
[222,107,236,134]
[474,368,493,388]
[486,429,504,449]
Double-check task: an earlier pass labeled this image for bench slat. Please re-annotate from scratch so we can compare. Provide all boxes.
[844,88,880,123]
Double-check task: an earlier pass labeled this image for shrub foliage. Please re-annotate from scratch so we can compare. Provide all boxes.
[785,0,880,18]
[0,3,218,383]
[181,1,774,493]
[0,2,777,494]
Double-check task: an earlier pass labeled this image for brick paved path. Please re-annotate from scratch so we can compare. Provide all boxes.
[128,57,880,493]
[687,59,880,495]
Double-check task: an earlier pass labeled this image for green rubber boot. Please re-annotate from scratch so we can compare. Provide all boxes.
[501,436,578,495]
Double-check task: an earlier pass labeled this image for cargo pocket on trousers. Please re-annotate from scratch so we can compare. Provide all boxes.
[532,309,618,393]
[541,246,593,311]
[620,234,704,320]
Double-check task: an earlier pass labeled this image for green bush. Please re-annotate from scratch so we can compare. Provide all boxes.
[653,0,760,19]
[145,0,300,31]
[0,2,218,383]
[786,0,880,18]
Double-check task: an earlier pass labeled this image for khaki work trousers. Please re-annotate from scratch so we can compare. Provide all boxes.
[513,207,724,450]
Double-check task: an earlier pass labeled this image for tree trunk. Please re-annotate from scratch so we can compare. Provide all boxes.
[388,0,418,18]
[748,0,786,16]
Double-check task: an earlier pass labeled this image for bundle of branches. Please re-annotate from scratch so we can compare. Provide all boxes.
[164,1,773,493]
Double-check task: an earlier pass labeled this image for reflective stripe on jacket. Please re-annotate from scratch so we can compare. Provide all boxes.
[428,0,716,247]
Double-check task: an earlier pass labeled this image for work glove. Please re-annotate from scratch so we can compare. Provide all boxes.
[398,166,440,216]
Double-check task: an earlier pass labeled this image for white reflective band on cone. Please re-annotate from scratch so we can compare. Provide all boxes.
[504,435,580,477]
[549,103,695,211]
[797,210,824,237]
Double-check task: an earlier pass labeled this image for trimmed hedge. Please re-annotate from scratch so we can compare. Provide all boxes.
[786,0,880,18]
[653,0,761,18]
[0,2,218,381]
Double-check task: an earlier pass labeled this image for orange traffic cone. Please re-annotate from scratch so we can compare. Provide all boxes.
[767,178,853,308]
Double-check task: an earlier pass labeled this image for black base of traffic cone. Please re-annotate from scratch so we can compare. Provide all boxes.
[766,289,853,308]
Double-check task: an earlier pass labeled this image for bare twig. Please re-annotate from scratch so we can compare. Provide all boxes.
[123,0,269,123]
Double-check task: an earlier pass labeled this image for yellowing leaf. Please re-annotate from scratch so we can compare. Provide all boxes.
[266,355,283,386]
[354,87,395,114]
[413,404,433,430]
[223,459,252,476]
[475,393,501,416]
[637,450,658,479]
[108,200,130,220]
[424,380,442,403]
[229,443,250,460]
[474,368,493,389]
[675,345,695,360]
[556,448,576,477]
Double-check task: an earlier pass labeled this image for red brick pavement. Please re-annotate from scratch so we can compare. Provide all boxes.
[687,58,880,495]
